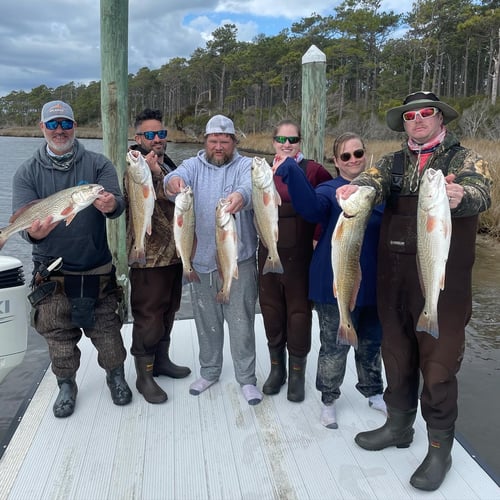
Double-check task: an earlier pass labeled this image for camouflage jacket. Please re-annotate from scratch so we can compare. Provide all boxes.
[352,131,492,217]
[124,146,180,268]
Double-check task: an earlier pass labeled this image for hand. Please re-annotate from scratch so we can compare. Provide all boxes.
[445,174,464,209]
[94,191,117,213]
[144,151,162,175]
[27,215,60,240]
[165,176,185,197]
[271,155,286,173]
[336,184,359,202]
[224,192,244,213]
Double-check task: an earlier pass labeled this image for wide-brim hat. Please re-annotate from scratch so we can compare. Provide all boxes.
[386,91,459,132]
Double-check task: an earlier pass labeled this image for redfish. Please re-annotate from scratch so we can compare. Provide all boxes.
[215,198,238,304]
[331,186,376,349]
[416,168,452,338]
[0,184,104,250]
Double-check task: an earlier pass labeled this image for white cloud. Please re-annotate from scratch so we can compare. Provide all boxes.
[0,0,412,98]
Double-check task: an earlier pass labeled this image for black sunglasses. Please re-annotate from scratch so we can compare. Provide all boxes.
[45,119,74,131]
[339,149,365,162]
[137,130,167,140]
[273,135,300,144]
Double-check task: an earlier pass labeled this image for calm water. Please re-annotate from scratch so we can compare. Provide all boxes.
[0,137,499,484]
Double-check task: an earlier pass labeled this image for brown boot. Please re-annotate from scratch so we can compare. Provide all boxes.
[135,356,168,404]
[153,340,191,379]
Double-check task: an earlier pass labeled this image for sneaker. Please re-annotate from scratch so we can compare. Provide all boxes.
[320,402,338,429]
[368,393,387,415]
[242,384,262,405]
[189,377,217,396]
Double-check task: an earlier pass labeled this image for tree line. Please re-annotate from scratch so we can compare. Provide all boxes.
[1,0,500,139]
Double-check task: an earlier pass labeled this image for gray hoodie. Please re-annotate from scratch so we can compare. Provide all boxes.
[165,149,257,274]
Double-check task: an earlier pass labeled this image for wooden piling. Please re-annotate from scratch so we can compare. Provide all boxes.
[100,0,129,310]
[301,45,327,163]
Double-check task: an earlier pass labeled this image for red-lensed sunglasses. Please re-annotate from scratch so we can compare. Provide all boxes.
[402,107,439,122]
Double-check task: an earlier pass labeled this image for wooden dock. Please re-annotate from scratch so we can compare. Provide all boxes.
[0,313,498,500]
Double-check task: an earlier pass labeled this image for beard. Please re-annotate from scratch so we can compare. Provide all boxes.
[206,150,232,166]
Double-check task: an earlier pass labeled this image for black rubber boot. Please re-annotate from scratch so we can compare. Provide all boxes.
[263,347,286,395]
[135,356,168,404]
[287,355,306,402]
[355,406,417,450]
[153,340,191,379]
[106,364,132,406]
[53,377,78,418]
[410,426,454,491]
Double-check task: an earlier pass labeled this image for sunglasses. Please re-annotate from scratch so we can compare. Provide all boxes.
[273,136,300,144]
[137,130,168,140]
[44,119,74,131]
[402,107,439,122]
[339,149,365,162]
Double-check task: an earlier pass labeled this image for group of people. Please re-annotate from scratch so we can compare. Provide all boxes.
[13,91,491,492]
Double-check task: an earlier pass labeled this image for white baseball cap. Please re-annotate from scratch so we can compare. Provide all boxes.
[205,115,235,136]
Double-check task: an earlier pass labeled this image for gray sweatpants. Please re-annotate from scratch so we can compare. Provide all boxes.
[189,257,258,385]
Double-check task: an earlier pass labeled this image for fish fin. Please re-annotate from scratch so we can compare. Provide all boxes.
[276,191,282,206]
[65,212,77,226]
[416,309,439,339]
[176,214,184,228]
[426,214,437,232]
[332,218,346,241]
[262,254,284,275]
[333,281,338,299]
[262,191,271,206]
[142,185,150,198]
[128,246,146,266]
[0,237,6,250]
[439,269,446,290]
[215,290,230,304]
[233,265,239,280]
[9,200,41,223]
[146,222,152,236]
[187,270,201,283]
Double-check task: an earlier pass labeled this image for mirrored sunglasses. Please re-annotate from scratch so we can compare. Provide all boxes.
[339,149,365,162]
[45,119,74,131]
[273,135,300,144]
[137,130,167,140]
[402,107,439,122]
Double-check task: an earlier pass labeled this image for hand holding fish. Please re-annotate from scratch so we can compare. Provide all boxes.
[445,174,464,209]
[165,176,186,197]
[27,216,60,240]
[336,184,359,202]
[93,191,117,214]
[271,155,285,173]
[224,192,244,213]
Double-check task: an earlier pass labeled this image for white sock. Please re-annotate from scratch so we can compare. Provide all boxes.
[189,377,217,395]
[242,384,263,405]
[368,393,387,415]
[320,403,338,429]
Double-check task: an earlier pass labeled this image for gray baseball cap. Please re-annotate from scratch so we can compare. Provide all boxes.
[41,100,75,122]
[205,115,235,136]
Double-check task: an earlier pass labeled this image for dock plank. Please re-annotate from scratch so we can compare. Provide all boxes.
[0,312,498,500]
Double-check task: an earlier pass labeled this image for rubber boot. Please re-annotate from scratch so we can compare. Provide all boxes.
[263,347,286,395]
[53,377,78,418]
[106,364,132,406]
[355,406,417,450]
[287,355,306,402]
[135,356,168,404]
[410,426,454,491]
[153,340,191,379]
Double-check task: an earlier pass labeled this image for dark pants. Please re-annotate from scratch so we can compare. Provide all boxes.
[33,282,126,379]
[129,264,183,356]
[378,196,477,429]
[258,243,312,358]
[315,302,384,405]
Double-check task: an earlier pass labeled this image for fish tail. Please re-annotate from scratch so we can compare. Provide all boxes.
[337,323,359,349]
[416,309,440,339]
[262,255,284,275]
[185,269,200,283]
[128,247,146,266]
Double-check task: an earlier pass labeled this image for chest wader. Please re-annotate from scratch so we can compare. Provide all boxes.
[260,159,315,402]
[356,147,478,491]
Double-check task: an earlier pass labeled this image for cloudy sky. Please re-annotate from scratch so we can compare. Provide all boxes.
[0,0,411,98]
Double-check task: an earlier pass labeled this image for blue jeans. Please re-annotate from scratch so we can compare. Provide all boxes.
[315,303,384,405]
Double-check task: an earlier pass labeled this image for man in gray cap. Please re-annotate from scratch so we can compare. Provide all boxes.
[337,91,491,491]
[12,100,132,418]
[164,114,262,406]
